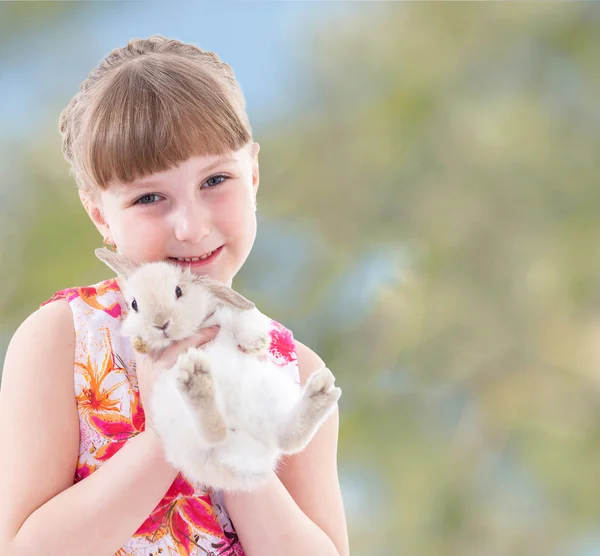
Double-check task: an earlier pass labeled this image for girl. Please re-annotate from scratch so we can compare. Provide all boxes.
[0,35,349,556]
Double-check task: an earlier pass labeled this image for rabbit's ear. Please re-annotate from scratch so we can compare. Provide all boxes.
[95,248,140,279]
[193,275,255,310]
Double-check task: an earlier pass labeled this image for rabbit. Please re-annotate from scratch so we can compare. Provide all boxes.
[95,248,342,492]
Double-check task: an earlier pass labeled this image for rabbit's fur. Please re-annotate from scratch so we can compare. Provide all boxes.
[95,248,341,492]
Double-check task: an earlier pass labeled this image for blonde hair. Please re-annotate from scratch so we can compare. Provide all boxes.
[59,35,252,192]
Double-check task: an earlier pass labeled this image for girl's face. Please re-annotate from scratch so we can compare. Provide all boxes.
[84,143,260,287]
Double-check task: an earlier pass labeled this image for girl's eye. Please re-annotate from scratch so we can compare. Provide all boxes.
[175,286,182,298]
[203,175,228,189]
[135,194,161,205]
[131,299,138,312]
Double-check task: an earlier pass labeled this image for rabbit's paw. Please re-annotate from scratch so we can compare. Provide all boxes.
[233,310,272,354]
[237,331,272,355]
[175,348,214,401]
[305,367,342,407]
[176,348,227,444]
[131,336,148,354]
[278,368,342,455]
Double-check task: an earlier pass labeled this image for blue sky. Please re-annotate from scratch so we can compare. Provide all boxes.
[0,1,363,141]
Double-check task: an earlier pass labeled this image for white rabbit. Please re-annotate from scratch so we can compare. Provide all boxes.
[95,248,342,492]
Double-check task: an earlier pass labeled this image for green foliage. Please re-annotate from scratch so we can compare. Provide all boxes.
[259,4,600,554]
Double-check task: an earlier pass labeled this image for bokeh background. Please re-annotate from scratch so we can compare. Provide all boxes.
[2,2,600,555]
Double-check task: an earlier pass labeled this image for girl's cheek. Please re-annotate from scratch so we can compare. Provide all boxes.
[121,218,167,248]
[215,188,252,224]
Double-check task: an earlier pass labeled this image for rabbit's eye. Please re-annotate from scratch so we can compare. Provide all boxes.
[175,286,183,299]
[131,299,138,312]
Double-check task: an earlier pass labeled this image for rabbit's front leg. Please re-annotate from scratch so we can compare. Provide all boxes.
[231,308,272,354]
[278,367,342,454]
[174,347,227,444]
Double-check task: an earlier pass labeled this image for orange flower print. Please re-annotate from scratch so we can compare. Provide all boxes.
[74,461,98,483]
[78,279,122,317]
[75,342,128,415]
[42,279,121,318]
[136,475,240,556]
[88,393,145,461]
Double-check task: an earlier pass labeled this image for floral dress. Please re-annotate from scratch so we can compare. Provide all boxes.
[42,278,299,556]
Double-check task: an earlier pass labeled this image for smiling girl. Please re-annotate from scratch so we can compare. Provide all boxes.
[0,35,349,556]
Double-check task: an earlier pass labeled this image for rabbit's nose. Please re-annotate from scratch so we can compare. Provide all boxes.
[154,320,170,331]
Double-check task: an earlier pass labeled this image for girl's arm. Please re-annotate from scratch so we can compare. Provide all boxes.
[224,340,350,556]
[0,300,179,556]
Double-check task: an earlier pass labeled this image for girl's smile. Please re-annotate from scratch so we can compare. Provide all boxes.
[167,244,224,268]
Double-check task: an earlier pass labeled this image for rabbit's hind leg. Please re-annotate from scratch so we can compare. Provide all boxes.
[175,347,228,444]
[278,367,341,454]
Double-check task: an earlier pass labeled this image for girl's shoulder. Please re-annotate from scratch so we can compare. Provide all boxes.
[2,274,98,387]
[2,296,76,393]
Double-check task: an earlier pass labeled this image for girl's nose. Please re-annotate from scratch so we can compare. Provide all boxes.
[173,202,211,243]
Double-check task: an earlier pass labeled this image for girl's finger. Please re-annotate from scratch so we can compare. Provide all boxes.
[194,326,220,347]
[157,326,220,366]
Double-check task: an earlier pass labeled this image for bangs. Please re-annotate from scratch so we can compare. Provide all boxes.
[78,54,251,190]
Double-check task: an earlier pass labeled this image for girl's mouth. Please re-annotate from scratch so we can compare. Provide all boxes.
[168,245,224,267]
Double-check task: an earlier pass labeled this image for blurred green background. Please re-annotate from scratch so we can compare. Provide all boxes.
[2,2,600,555]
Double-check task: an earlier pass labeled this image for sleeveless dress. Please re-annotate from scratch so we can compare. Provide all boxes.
[42,278,299,556]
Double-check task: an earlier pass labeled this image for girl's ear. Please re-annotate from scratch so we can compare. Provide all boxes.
[251,142,260,197]
[192,275,255,311]
[95,248,140,279]
[79,189,111,239]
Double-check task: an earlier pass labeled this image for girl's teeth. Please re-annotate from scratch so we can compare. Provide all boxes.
[176,250,214,262]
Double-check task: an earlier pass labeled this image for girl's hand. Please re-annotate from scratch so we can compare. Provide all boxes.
[134,326,220,427]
